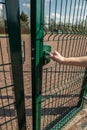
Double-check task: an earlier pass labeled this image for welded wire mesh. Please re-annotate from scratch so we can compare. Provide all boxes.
[40,0,87,129]
[0,36,18,130]
[43,0,87,35]
[0,1,18,130]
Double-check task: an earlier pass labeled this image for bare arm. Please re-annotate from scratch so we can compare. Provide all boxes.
[49,51,87,68]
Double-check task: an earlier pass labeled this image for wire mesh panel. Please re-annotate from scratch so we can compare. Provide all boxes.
[40,0,87,129]
[31,0,87,130]
[0,0,26,130]
[0,37,18,130]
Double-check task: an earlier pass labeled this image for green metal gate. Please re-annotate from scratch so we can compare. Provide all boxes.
[0,0,87,130]
[31,0,87,130]
[0,0,26,130]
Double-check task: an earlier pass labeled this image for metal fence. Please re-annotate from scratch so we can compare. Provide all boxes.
[0,35,19,130]
[31,0,87,130]
[0,0,26,130]
[0,0,87,130]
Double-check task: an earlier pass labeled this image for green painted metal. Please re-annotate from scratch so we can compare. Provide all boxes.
[31,0,44,130]
[0,0,87,130]
[43,45,51,65]
[30,0,87,130]
[5,0,26,130]
[51,86,87,130]
[51,106,83,130]
[51,83,87,130]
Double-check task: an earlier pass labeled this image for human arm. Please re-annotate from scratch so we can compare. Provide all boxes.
[49,51,87,68]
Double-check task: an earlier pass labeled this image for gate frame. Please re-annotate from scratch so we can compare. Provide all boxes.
[5,1,26,130]
[31,0,44,130]
[31,0,87,130]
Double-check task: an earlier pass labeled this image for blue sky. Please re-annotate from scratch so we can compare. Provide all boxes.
[19,0,87,25]
[44,0,87,24]
[0,1,3,16]
[0,0,30,18]
[19,0,30,17]
[0,0,87,25]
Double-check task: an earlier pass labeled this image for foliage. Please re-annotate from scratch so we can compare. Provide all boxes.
[20,11,30,34]
[44,18,87,34]
[20,11,29,23]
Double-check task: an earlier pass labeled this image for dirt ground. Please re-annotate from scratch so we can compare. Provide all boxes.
[0,34,87,130]
[0,35,32,130]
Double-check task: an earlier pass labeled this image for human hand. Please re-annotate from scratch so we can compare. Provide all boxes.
[49,51,64,63]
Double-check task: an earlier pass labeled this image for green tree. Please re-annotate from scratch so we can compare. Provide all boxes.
[20,11,28,23]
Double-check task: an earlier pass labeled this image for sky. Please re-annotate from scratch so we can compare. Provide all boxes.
[19,0,87,25]
[0,2,3,16]
[0,0,87,25]
[44,0,87,25]
[19,0,30,17]
[0,0,30,18]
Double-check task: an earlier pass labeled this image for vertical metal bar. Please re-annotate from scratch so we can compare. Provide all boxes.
[79,0,84,33]
[68,0,72,30]
[54,0,57,26]
[59,0,63,25]
[31,0,44,130]
[5,1,26,130]
[75,0,80,28]
[72,0,77,32]
[81,0,86,33]
[49,0,51,28]
[64,0,68,26]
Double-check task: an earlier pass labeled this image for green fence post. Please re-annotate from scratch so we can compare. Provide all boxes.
[5,1,26,130]
[31,0,44,130]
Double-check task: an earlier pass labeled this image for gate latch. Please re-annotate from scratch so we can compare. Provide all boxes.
[43,45,51,65]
